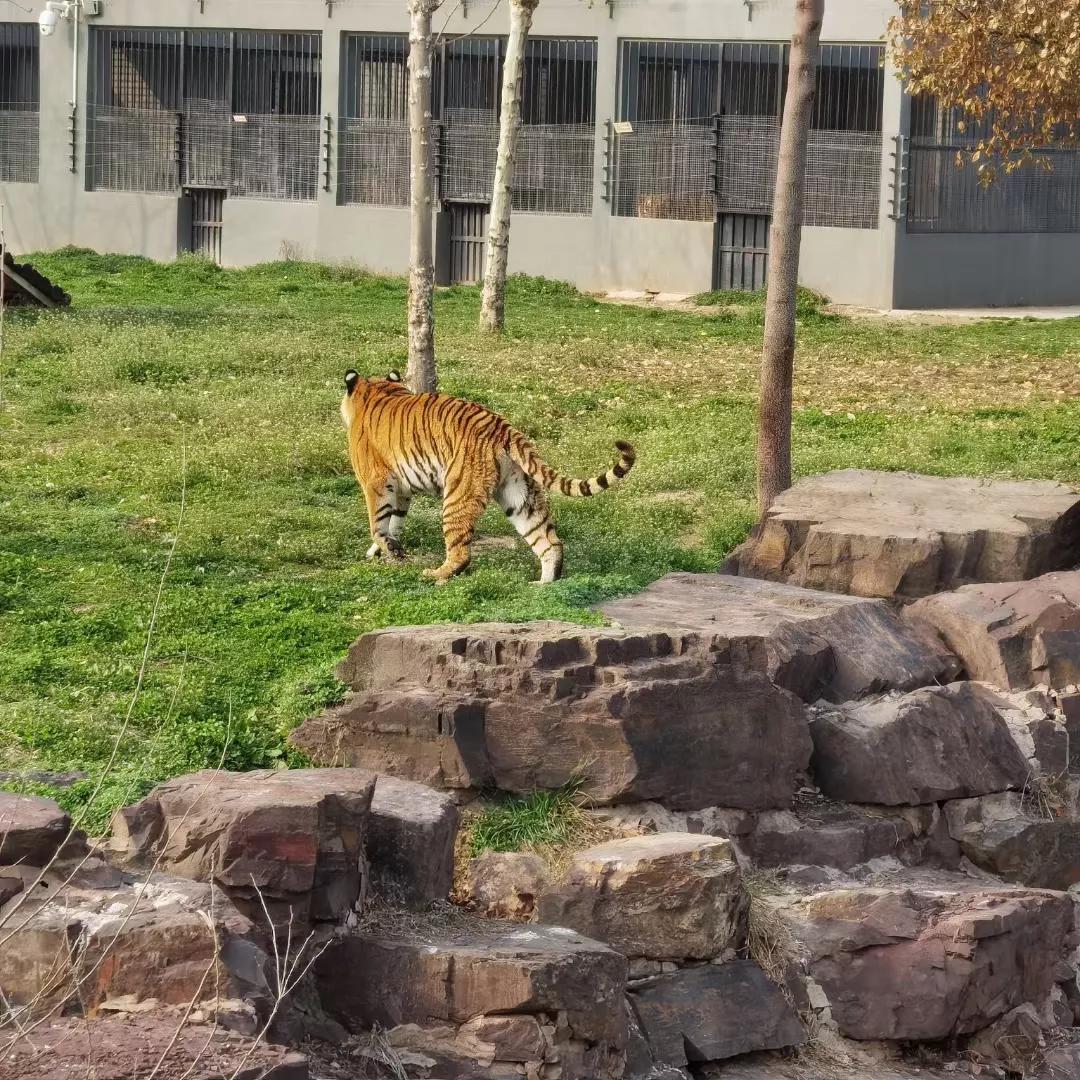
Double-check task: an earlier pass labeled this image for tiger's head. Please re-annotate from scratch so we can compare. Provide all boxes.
[341,369,407,428]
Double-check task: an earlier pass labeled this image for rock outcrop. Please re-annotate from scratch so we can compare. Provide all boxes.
[537,834,747,961]
[944,792,1080,890]
[628,963,804,1069]
[809,682,1031,805]
[111,768,376,922]
[367,775,458,909]
[770,882,1072,1040]
[600,572,959,702]
[0,870,268,1016]
[292,624,812,811]
[0,791,85,867]
[907,571,1080,690]
[314,915,627,1080]
[724,469,1080,599]
[468,850,551,920]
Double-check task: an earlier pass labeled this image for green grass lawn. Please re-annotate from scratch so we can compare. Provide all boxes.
[1,249,1079,831]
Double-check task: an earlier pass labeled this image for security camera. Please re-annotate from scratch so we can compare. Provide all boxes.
[38,8,59,34]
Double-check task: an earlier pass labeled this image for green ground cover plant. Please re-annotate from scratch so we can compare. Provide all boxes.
[1,249,1078,831]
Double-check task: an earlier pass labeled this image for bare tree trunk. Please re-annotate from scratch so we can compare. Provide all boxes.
[479,0,538,334]
[756,0,824,516]
[407,0,438,392]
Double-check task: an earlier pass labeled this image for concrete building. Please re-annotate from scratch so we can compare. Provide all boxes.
[0,0,1076,309]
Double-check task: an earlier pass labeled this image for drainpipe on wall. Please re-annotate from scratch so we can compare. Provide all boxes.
[41,0,95,171]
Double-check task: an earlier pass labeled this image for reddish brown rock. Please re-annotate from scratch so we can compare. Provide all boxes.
[773,883,1072,1040]
[313,915,626,1080]
[0,792,84,868]
[748,803,960,872]
[367,775,458,909]
[111,768,375,922]
[468,850,550,920]
[907,572,1080,690]
[944,792,1080,890]
[809,682,1031,806]
[725,469,1080,600]
[601,573,959,702]
[628,962,804,1066]
[316,918,626,1041]
[0,874,267,1017]
[537,834,747,961]
[293,624,812,812]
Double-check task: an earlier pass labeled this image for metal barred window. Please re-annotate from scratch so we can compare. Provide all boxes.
[611,40,883,230]
[0,24,40,185]
[87,28,322,201]
[338,33,596,215]
[906,96,1080,233]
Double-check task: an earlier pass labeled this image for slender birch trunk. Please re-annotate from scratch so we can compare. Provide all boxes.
[407,0,438,392]
[479,0,539,334]
[756,0,824,515]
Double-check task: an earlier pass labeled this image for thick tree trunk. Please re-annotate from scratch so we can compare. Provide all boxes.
[756,0,824,516]
[479,0,538,334]
[407,0,438,392]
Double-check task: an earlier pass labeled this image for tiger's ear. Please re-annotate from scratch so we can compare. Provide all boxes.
[387,370,402,383]
[345,370,360,393]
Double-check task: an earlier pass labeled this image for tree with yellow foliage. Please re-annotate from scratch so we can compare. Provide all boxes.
[889,1,1080,169]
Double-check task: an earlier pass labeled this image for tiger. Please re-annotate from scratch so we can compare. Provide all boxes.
[340,369,637,585]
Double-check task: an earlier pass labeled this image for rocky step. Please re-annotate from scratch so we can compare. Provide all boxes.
[292,623,813,812]
[724,469,1080,600]
[109,768,457,918]
[600,572,959,702]
[907,569,1080,690]
[762,872,1075,1043]
[0,864,269,1017]
[312,913,628,1080]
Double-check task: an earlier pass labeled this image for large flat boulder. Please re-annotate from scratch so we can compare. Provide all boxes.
[0,872,268,1016]
[537,834,747,961]
[600,573,960,702]
[314,915,627,1080]
[771,882,1072,1040]
[628,962,804,1067]
[944,792,1080,890]
[725,469,1080,600]
[748,803,960,872]
[906,572,1080,690]
[293,624,812,812]
[111,768,376,922]
[809,682,1031,805]
[0,792,85,867]
[367,775,458,909]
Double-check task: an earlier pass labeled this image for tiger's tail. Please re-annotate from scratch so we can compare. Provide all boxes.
[508,434,637,498]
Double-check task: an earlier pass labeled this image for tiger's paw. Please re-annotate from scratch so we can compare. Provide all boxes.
[422,567,454,586]
[384,538,406,561]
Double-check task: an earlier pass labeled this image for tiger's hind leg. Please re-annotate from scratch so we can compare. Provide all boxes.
[497,465,563,584]
[423,459,495,585]
[362,479,406,562]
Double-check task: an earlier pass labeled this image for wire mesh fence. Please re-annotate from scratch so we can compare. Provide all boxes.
[0,108,38,184]
[612,119,717,221]
[87,27,322,200]
[907,143,1080,233]
[338,118,410,207]
[0,23,39,183]
[87,105,179,194]
[805,130,881,229]
[338,32,595,214]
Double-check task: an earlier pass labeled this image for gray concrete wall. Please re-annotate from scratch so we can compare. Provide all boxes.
[893,231,1080,309]
[0,0,930,310]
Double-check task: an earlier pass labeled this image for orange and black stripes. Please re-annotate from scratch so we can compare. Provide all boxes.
[340,372,636,584]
